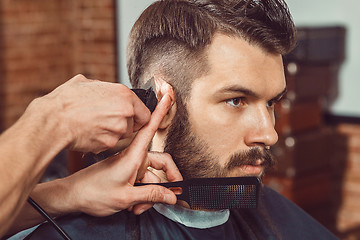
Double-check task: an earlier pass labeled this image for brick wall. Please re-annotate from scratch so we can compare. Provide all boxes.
[0,0,117,132]
[73,0,117,81]
[332,122,360,239]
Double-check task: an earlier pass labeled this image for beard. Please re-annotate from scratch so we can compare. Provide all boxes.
[164,99,275,180]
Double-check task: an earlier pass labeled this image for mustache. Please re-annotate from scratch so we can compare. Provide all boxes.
[225,147,275,171]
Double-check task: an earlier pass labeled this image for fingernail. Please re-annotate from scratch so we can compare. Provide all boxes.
[160,93,170,102]
[159,94,171,106]
[137,207,146,215]
[161,83,172,96]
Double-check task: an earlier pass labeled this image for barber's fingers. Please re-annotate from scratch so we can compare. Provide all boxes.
[112,83,150,131]
[141,167,163,183]
[143,152,183,182]
[131,153,183,215]
[128,185,177,211]
[132,202,154,215]
[122,117,135,139]
[130,169,162,214]
[131,91,151,132]
[129,153,182,213]
[126,94,172,158]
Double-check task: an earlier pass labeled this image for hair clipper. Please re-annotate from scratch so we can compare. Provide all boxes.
[83,77,158,162]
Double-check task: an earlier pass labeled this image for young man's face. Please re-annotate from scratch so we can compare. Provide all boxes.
[164,34,286,179]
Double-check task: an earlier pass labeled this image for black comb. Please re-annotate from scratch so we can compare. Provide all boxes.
[135,177,260,209]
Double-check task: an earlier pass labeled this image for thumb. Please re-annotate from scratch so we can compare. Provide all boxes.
[130,185,177,206]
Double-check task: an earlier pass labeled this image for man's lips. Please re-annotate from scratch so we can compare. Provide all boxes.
[233,159,265,176]
[253,159,264,166]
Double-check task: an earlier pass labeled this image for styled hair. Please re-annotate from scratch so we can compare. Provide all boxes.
[127,0,296,100]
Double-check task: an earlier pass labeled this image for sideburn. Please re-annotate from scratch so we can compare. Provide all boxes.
[164,98,222,179]
[164,98,277,180]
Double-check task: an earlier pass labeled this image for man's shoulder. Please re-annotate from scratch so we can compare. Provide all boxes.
[25,207,238,240]
[230,185,339,240]
[25,186,339,240]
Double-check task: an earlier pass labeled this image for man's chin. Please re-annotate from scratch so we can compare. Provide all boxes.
[227,165,265,178]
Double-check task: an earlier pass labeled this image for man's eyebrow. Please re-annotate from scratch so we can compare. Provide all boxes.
[217,85,287,101]
[217,86,260,98]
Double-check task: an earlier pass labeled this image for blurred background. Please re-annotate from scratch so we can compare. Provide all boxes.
[0,0,359,239]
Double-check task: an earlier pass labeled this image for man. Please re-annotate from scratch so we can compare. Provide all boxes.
[25,0,338,239]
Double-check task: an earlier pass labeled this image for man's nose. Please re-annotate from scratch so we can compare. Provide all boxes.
[244,106,278,147]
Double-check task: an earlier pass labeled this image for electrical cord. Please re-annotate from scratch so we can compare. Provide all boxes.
[27,197,72,240]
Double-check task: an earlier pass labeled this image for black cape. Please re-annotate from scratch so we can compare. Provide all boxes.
[25,186,338,240]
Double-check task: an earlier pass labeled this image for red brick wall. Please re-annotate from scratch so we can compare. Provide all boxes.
[332,123,360,239]
[0,0,117,132]
[73,0,117,81]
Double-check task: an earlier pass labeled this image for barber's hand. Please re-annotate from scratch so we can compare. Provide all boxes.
[61,94,182,216]
[42,74,151,153]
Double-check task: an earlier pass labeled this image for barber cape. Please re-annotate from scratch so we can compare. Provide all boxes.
[25,186,338,240]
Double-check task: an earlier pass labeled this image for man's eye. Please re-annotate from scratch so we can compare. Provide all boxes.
[226,98,244,107]
[266,100,277,108]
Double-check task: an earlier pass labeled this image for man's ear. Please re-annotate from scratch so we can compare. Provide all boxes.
[153,77,176,129]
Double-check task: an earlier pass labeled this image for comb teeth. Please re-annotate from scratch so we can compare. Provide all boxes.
[134,177,260,210]
[189,184,258,210]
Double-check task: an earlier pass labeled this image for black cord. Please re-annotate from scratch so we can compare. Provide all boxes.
[27,197,72,240]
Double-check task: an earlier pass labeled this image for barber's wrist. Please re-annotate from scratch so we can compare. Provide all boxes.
[19,96,72,175]
[31,179,76,218]
[31,94,73,148]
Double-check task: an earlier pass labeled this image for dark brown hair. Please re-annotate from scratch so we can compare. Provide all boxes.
[127,0,296,100]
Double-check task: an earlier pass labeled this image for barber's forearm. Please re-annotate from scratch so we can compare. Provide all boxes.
[0,97,70,236]
[5,179,74,236]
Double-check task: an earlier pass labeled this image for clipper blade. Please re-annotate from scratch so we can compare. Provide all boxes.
[131,77,157,113]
